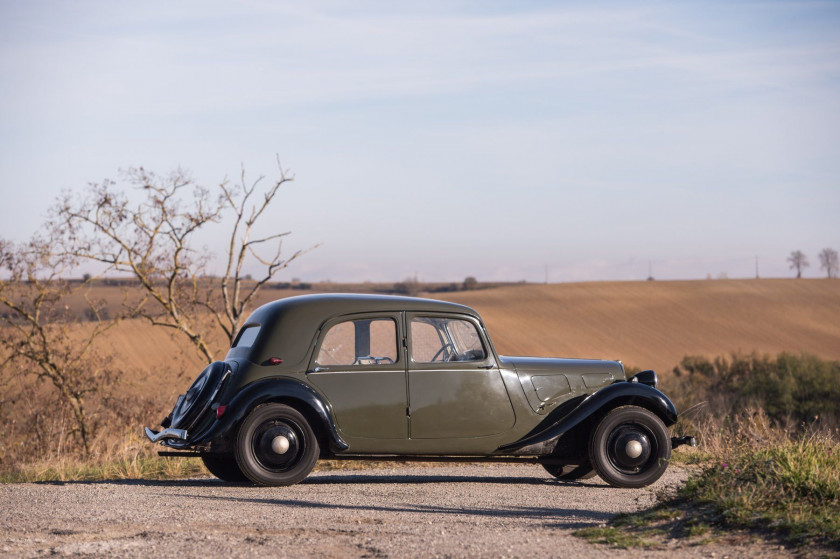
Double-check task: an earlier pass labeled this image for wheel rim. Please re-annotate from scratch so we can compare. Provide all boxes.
[251,420,303,473]
[606,423,655,474]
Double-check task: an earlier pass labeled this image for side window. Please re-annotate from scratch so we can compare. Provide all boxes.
[316,318,397,366]
[233,325,260,348]
[410,320,443,362]
[410,317,486,363]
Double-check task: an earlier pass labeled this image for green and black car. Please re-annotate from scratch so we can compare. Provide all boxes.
[146,294,694,487]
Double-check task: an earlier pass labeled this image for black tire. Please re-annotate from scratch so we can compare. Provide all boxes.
[234,403,319,486]
[588,406,671,488]
[170,361,226,430]
[201,453,249,483]
[542,462,597,481]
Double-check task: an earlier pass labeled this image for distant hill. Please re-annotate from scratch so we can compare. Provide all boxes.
[438,279,840,373]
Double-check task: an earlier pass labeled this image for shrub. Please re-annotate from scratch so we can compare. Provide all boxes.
[668,352,840,428]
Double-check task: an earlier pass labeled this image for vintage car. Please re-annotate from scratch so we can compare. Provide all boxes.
[145,293,694,488]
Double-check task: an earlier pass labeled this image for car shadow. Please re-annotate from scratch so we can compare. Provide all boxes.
[305,473,598,486]
[30,474,620,528]
[156,492,617,527]
[31,473,605,489]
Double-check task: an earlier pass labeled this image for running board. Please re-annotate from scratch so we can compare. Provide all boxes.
[158,450,203,457]
[327,455,576,465]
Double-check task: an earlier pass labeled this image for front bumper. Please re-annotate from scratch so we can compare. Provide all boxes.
[671,435,697,449]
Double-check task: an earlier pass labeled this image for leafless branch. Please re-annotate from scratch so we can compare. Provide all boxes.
[50,158,315,363]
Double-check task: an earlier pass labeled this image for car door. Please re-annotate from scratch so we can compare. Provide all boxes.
[406,313,516,439]
[307,312,408,439]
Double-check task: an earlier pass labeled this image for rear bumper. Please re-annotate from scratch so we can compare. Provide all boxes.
[144,427,189,445]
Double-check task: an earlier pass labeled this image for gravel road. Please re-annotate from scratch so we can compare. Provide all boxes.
[1,464,791,558]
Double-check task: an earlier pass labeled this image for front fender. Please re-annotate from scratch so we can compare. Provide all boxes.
[497,382,677,453]
[191,377,349,451]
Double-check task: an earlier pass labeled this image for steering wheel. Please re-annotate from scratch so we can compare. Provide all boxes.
[431,343,456,362]
[375,357,395,365]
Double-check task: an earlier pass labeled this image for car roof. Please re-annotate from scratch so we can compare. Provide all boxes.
[227,293,481,367]
[251,292,478,321]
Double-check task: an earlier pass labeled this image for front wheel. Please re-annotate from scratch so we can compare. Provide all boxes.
[234,403,319,486]
[588,406,671,488]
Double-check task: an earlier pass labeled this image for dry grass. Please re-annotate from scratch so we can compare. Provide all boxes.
[0,430,206,483]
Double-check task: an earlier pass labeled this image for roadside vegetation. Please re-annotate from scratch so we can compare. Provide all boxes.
[578,352,840,552]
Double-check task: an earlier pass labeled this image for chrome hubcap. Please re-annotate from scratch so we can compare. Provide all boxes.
[625,440,643,459]
[271,435,290,455]
[253,421,301,472]
[607,424,654,473]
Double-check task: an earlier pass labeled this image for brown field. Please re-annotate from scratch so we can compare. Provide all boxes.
[440,279,840,374]
[87,278,840,399]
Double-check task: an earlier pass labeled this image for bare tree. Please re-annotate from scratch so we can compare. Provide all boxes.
[0,238,119,454]
[212,165,313,343]
[818,248,839,279]
[393,277,422,297]
[52,159,313,363]
[787,250,809,278]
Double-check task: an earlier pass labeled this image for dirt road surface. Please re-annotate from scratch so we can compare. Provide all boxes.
[1,464,790,558]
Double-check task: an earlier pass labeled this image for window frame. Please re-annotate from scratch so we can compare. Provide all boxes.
[406,312,496,369]
[308,312,404,372]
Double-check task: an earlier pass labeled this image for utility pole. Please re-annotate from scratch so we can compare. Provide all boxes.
[545,264,548,285]
[755,256,759,279]
[647,261,654,281]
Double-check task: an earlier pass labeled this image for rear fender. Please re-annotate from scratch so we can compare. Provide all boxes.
[497,382,677,454]
[191,377,349,451]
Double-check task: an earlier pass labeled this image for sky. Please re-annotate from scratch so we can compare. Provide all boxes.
[1,0,839,283]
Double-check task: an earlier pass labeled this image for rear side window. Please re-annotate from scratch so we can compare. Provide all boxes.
[234,325,261,348]
[316,318,397,366]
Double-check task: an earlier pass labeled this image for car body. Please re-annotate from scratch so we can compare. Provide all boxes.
[145,293,694,487]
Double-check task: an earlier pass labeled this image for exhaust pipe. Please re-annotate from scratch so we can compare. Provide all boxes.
[144,427,189,444]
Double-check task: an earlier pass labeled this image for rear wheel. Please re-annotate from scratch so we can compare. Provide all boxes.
[589,406,671,488]
[542,462,597,481]
[201,453,249,482]
[234,403,319,486]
